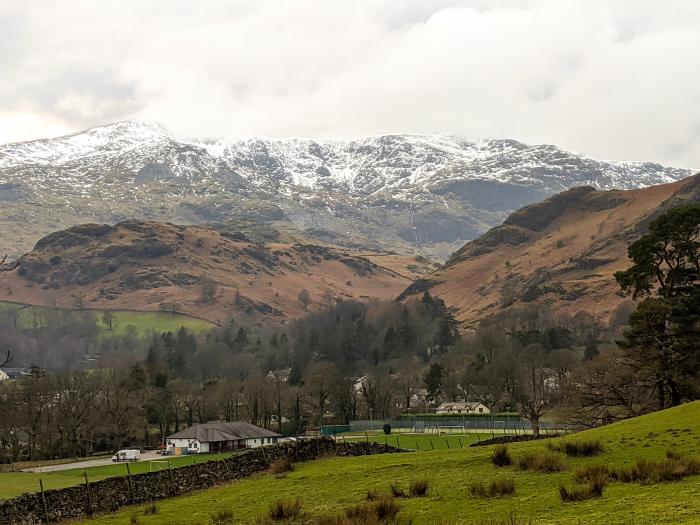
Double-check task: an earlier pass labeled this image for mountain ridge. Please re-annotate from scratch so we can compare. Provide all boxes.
[417,173,700,326]
[1,120,694,262]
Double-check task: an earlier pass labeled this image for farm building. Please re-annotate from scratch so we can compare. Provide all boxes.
[435,401,490,415]
[166,421,281,455]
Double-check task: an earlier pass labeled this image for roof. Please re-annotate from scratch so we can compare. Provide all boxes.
[166,421,281,442]
[436,401,486,410]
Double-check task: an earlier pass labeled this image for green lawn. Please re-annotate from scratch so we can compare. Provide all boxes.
[102,310,214,336]
[74,401,700,524]
[345,432,496,450]
[0,300,214,337]
[0,453,234,500]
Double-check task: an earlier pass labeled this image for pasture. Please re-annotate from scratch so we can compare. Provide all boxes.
[71,401,700,524]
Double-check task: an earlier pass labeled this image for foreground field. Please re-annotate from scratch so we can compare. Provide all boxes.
[0,453,234,500]
[76,402,700,524]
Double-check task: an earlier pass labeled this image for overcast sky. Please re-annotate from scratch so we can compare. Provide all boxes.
[1,0,699,166]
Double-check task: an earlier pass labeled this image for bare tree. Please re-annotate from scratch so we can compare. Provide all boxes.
[297,288,311,310]
[102,310,116,331]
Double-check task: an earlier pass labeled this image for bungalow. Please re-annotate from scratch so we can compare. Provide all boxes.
[166,421,281,455]
[435,401,490,415]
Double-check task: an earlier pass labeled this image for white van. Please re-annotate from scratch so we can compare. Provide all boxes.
[111,449,141,462]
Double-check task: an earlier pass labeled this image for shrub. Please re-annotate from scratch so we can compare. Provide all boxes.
[209,509,235,524]
[491,445,512,467]
[268,498,303,520]
[270,458,294,474]
[609,456,700,484]
[366,488,381,501]
[142,503,158,515]
[559,476,607,502]
[573,464,609,484]
[390,483,407,498]
[549,440,604,457]
[383,423,392,435]
[344,497,400,523]
[409,478,429,497]
[517,453,566,472]
[469,479,516,498]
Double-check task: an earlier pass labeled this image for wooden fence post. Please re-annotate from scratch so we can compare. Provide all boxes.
[84,470,92,516]
[39,478,49,524]
[125,463,135,504]
[167,460,176,496]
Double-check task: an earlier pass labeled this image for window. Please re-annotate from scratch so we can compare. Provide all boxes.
[479,407,484,413]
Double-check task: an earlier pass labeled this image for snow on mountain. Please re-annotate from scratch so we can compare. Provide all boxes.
[0,121,695,261]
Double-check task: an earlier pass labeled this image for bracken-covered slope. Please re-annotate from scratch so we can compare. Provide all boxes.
[0,121,693,261]
[414,173,700,326]
[0,221,436,324]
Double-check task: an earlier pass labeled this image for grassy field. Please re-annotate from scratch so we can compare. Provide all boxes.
[71,401,700,524]
[0,453,234,500]
[345,432,496,450]
[0,300,214,336]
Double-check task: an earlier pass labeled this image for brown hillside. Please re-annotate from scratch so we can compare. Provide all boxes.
[418,173,700,326]
[0,221,436,324]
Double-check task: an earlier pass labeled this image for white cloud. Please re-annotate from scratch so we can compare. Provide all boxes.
[1,0,699,166]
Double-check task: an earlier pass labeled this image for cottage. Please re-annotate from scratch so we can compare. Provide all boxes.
[435,401,490,415]
[165,421,280,455]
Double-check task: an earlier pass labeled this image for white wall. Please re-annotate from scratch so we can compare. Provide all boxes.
[166,438,202,454]
[245,437,279,448]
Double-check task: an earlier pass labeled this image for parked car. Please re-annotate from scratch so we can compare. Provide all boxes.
[111,449,141,462]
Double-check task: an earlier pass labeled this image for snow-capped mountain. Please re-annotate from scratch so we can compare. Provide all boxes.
[0,120,694,260]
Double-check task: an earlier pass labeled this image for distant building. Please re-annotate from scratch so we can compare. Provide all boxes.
[353,374,369,393]
[409,388,428,409]
[165,421,280,455]
[266,367,292,382]
[435,401,490,415]
[1,367,28,380]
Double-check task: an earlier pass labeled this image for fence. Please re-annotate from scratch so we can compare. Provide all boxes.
[349,417,570,434]
[0,439,402,525]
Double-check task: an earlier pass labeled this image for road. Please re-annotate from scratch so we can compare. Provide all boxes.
[23,451,163,473]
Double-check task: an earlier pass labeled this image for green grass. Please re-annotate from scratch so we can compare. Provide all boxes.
[0,300,214,337]
[345,432,494,450]
[102,310,213,336]
[0,453,234,500]
[74,401,700,524]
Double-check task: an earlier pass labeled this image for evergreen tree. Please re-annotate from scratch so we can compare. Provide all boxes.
[424,363,443,402]
[615,203,700,407]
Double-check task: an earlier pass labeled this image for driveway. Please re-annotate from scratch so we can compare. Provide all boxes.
[23,451,163,473]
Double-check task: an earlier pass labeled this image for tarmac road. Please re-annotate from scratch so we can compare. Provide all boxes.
[23,451,163,473]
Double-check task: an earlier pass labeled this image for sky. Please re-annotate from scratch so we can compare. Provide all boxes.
[1,0,699,166]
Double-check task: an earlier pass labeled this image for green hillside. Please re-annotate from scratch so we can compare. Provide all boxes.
[0,300,214,337]
[73,402,700,524]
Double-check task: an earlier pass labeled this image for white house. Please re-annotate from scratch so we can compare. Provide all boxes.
[435,401,490,415]
[166,421,281,455]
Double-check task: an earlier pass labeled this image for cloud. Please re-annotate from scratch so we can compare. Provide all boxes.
[1,0,699,166]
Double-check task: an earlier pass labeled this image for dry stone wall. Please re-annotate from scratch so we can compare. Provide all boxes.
[0,439,402,525]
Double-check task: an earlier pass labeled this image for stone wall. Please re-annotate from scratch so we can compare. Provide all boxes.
[0,439,402,525]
